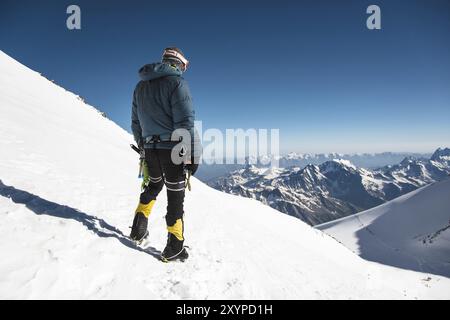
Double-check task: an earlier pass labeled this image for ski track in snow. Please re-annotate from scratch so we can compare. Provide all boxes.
[1,50,450,299]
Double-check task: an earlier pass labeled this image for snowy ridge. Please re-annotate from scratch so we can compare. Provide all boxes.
[317,179,450,278]
[1,50,449,299]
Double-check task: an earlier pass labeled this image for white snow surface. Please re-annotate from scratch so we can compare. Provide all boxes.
[317,179,450,279]
[1,50,449,299]
[332,159,357,170]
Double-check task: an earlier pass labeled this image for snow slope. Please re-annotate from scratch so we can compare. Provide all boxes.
[1,50,449,299]
[317,179,450,278]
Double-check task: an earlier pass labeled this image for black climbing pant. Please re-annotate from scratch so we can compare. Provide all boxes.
[139,148,185,228]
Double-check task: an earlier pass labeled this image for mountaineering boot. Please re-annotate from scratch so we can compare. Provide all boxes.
[161,233,188,262]
[130,200,156,242]
[161,218,188,262]
[129,212,148,242]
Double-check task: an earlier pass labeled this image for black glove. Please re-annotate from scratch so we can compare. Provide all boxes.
[185,163,199,176]
[178,143,200,176]
[188,142,201,176]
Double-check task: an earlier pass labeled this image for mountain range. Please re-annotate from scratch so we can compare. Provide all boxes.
[195,152,431,182]
[209,148,450,225]
[261,151,431,169]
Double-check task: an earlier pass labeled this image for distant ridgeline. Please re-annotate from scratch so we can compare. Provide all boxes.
[209,148,450,226]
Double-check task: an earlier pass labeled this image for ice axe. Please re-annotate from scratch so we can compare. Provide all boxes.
[130,144,149,189]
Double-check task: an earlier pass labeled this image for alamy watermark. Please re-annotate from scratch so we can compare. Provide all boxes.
[170,121,280,167]
[67,4,381,31]
[367,5,381,30]
[66,5,81,30]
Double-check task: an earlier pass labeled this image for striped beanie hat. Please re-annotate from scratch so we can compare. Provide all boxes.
[162,47,189,71]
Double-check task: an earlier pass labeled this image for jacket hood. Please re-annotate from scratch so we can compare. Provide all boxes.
[138,62,182,81]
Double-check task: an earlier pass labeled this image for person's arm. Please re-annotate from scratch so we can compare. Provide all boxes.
[131,88,143,148]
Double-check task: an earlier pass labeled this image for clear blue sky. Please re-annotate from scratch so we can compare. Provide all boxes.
[1,0,449,154]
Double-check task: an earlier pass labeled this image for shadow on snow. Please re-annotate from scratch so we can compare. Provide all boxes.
[0,179,161,260]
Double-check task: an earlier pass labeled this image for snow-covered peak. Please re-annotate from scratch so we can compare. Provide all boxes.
[286,152,300,159]
[261,166,285,179]
[400,156,415,165]
[431,147,450,162]
[303,163,320,172]
[332,159,357,170]
[320,159,357,174]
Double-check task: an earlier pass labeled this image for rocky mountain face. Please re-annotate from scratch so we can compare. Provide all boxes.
[209,148,450,225]
[195,152,431,182]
